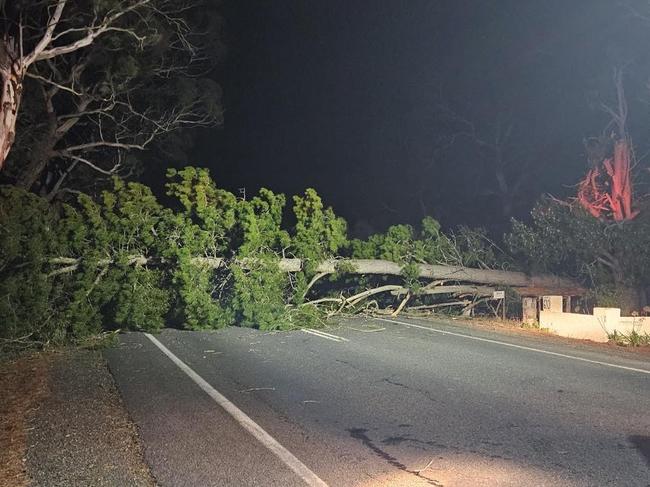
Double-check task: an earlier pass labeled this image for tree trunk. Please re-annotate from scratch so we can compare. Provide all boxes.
[0,39,25,170]
[391,285,495,297]
[14,123,58,191]
[55,255,584,293]
[310,259,581,292]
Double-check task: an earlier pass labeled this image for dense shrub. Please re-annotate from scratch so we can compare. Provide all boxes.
[507,198,650,310]
[0,187,61,344]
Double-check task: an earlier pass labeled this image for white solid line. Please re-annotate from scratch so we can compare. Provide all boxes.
[376,318,650,376]
[301,329,348,342]
[144,333,329,487]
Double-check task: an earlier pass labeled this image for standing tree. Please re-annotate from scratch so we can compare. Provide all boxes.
[577,68,638,221]
[0,0,223,195]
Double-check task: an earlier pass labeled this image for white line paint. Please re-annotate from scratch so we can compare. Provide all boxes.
[301,329,348,342]
[144,333,329,487]
[377,318,650,376]
[309,329,349,341]
[302,330,340,342]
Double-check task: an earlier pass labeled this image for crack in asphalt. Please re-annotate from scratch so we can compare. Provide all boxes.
[380,376,440,406]
[347,428,444,486]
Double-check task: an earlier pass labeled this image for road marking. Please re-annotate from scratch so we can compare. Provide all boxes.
[301,329,349,342]
[144,333,329,487]
[377,318,650,376]
[312,329,349,341]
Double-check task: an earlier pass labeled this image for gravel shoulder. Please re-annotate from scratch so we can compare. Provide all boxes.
[0,352,50,487]
[1,348,156,487]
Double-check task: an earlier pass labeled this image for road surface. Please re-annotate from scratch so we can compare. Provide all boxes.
[105,316,650,486]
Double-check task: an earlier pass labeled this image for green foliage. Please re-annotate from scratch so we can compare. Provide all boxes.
[0,186,60,344]
[1,179,176,345]
[507,199,650,288]
[292,188,348,264]
[65,179,174,335]
[451,226,504,269]
[400,262,422,293]
[290,188,348,304]
[289,304,327,329]
[419,216,455,264]
[165,167,240,328]
[351,217,453,291]
[229,256,289,330]
[608,329,650,347]
[173,258,232,330]
[1,167,507,346]
[350,216,507,295]
[235,189,290,256]
[166,168,296,327]
[351,217,461,266]
[166,167,236,255]
[113,269,170,332]
[352,224,416,263]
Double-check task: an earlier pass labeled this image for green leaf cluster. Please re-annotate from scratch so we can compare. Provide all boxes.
[0,187,62,344]
[292,188,348,264]
[351,217,455,265]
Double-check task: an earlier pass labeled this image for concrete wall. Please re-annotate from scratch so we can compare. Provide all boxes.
[539,308,650,343]
[618,316,650,335]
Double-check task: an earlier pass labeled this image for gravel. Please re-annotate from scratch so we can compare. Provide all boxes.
[26,349,156,487]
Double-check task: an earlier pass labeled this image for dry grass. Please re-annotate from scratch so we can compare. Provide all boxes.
[0,353,52,487]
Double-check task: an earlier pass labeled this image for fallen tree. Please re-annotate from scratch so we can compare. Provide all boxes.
[48,255,582,293]
[1,171,587,347]
[44,254,578,323]
[310,259,580,291]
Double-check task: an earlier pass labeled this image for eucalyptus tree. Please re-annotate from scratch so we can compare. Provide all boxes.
[0,0,223,196]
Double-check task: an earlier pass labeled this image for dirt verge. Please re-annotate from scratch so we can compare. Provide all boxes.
[0,353,51,487]
[1,348,156,487]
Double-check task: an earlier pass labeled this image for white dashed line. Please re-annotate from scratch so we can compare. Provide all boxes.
[301,329,349,342]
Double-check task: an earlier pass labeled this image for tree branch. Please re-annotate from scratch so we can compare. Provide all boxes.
[34,1,152,62]
[24,0,67,66]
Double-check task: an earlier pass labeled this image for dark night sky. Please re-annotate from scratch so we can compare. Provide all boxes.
[192,0,650,236]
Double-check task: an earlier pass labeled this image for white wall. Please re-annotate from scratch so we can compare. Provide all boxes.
[539,308,650,343]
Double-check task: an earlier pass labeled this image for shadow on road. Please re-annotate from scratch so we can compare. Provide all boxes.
[629,435,650,467]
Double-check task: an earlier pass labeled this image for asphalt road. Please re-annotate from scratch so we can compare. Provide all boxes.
[105,316,650,486]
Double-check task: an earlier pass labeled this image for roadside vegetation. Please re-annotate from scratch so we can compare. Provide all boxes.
[4,166,650,351]
[0,167,510,349]
[608,330,650,347]
[507,198,650,314]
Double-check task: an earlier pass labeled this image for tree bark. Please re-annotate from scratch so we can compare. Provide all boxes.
[50,255,583,293]
[310,259,581,292]
[14,114,58,191]
[0,39,25,169]
[391,285,495,297]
